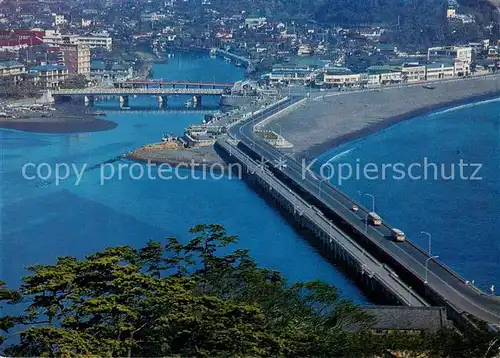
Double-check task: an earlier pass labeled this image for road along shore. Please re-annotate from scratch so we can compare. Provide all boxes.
[269,75,500,159]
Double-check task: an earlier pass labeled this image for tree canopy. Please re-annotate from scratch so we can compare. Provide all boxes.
[1,224,499,357]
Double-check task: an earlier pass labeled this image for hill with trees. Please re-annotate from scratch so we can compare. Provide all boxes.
[1,224,499,356]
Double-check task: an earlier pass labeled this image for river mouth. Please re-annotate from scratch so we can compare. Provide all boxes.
[0,102,118,133]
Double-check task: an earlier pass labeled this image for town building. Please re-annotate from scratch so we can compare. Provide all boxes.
[90,60,133,84]
[52,13,67,27]
[425,61,455,80]
[402,64,427,82]
[30,64,68,88]
[366,65,403,84]
[265,64,315,83]
[244,17,267,29]
[58,44,90,77]
[0,60,26,84]
[427,46,473,64]
[323,67,361,87]
[77,32,113,51]
[42,30,113,51]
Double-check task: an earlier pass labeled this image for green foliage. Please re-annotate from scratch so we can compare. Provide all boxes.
[59,74,88,89]
[1,224,499,357]
[0,79,38,99]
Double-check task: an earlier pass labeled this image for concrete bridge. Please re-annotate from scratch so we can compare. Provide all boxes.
[217,138,429,307]
[222,96,500,331]
[52,84,231,108]
[112,80,234,89]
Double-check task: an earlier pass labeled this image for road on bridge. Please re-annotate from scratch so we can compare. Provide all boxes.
[226,96,500,325]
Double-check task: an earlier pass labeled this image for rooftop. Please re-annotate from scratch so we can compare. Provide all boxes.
[0,60,25,69]
[366,65,402,74]
[31,64,67,71]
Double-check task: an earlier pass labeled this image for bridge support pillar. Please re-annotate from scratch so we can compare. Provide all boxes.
[84,95,95,106]
[158,96,168,108]
[193,95,202,107]
[119,95,129,108]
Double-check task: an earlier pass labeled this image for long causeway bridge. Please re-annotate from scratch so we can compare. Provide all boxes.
[217,96,500,331]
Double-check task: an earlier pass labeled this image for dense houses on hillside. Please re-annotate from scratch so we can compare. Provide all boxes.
[262,43,499,88]
[0,0,498,92]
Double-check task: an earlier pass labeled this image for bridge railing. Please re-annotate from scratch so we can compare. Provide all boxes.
[218,139,428,307]
[53,88,225,95]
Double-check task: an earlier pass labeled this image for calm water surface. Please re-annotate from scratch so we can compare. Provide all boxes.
[316,98,500,292]
[1,52,366,303]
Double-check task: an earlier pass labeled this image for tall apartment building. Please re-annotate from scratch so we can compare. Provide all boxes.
[58,44,90,77]
[42,30,113,51]
[0,60,26,84]
[30,64,68,88]
[78,33,113,51]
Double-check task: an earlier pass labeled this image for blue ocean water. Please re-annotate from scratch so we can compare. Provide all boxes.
[0,52,365,302]
[316,98,500,292]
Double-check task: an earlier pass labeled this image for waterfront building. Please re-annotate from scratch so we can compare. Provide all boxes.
[58,44,90,77]
[141,12,167,22]
[30,64,68,88]
[0,60,26,84]
[402,64,427,82]
[323,67,361,87]
[43,30,113,51]
[425,61,455,81]
[366,65,403,84]
[90,60,133,84]
[265,64,315,83]
[427,46,472,65]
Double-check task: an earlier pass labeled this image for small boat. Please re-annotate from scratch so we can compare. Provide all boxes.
[85,110,106,116]
[423,84,436,90]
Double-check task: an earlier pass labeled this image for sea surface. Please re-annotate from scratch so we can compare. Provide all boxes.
[316,97,500,292]
[0,52,366,303]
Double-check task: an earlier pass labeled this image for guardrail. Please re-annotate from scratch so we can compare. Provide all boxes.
[219,139,428,307]
[53,88,225,95]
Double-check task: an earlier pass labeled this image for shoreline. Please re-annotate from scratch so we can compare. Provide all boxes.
[0,102,118,134]
[125,143,228,170]
[271,75,500,159]
[305,91,500,159]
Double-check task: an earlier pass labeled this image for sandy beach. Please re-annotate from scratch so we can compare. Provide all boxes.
[269,75,500,158]
[0,103,117,133]
[126,142,227,168]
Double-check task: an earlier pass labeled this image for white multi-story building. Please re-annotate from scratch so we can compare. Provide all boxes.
[0,60,26,84]
[42,31,113,51]
[402,64,427,82]
[427,46,472,64]
[426,62,455,80]
[78,33,113,51]
[52,13,67,27]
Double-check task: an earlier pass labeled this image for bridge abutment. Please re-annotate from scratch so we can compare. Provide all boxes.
[119,95,129,108]
[84,95,95,106]
[157,96,168,108]
[193,95,202,107]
